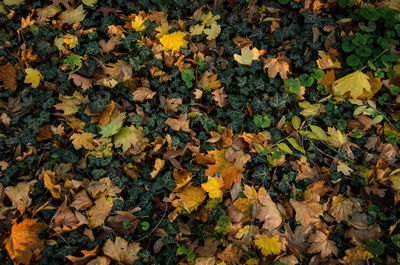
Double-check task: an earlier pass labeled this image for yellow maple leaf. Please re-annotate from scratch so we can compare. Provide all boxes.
[58,5,85,24]
[177,185,206,213]
[155,21,172,38]
[234,47,261,66]
[62,34,79,49]
[54,94,79,115]
[201,176,224,199]
[24,68,41,88]
[131,14,146,31]
[159,31,188,51]
[189,24,205,36]
[203,22,221,40]
[332,71,371,99]
[70,132,96,150]
[343,245,374,265]
[253,234,281,256]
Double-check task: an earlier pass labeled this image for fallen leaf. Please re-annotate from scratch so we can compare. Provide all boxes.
[24,68,41,88]
[165,113,190,132]
[290,198,323,227]
[150,158,165,178]
[4,219,46,265]
[68,73,92,91]
[0,62,17,91]
[99,109,126,138]
[234,47,261,66]
[70,190,93,211]
[66,246,99,265]
[70,133,96,150]
[159,31,188,51]
[307,229,338,258]
[253,234,281,256]
[42,170,61,199]
[263,56,291,81]
[87,196,114,228]
[114,125,148,153]
[107,211,138,236]
[5,181,35,214]
[201,176,224,199]
[132,86,156,101]
[329,195,354,223]
[103,237,141,265]
[58,5,85,24]
[332,71,372,99]
[342,245,374,265]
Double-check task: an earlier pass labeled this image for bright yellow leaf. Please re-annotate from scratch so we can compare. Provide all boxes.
[201,176,224,199]
[234,47,261,66]
[159,31,188,51]
[332,71,371,99]
[177,185,206,213]
[253,234,281,256]
[24,68,41,88]
[131,14,146,31]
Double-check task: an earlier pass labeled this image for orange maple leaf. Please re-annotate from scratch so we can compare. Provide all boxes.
[4,219,46,265]
[205,149,246,190]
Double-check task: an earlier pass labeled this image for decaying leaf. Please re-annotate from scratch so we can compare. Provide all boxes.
[103,237,141,265]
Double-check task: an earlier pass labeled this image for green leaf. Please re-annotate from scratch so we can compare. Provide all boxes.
[391,234,400,248]
[82,0,98,6]
[291,115,301,130]
[287,137,305,153]
[254,114,271,129]
[366,239,385,255]
[372,115,384,125]
[353,105,367,116]
[141,221,150,231]
[99,110,126,138]
[284,78,301,94]
[309,125,328,141]
[277,143,293,155]
[312,68,325,80]
[390,85,400,96]
[299,74,314,87]
[64,54,83,70]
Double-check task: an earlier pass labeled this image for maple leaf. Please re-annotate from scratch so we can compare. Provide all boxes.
[307,229,338,258]
[234,47,262,66]
[54,94,80,115]
[253,234,282,256]
[173,168,193,191]
[332,71,373,99]
[5,181,35,214]
[342,245,374,265]
[159,31,188,51]
[70,132,96,150]
[87,256,110,265]
[86,196,114,228]
[50,199,86,234]
[290,198,323,227]
[89,101,115,126]
[299,101,322,118]
[263,56,291,81]
[316,50,341,69]
[58,5,85,24]
[205,149,244,190]
[201,176,224,199]
[327,127,347,148]
[107,211,138,236]
[128,12,147,32]
[68,73,92,91]
[114,125,149,153]
[165,113,190,132]
[24,67,41,88]
[4,219,46,265]
[86,177,122,199]
[255,187,283,231]
[103,237,141,265]
[155,21,172,38]
[329,195,354,223]
[203,22,221,40]
[99,109,126,138]
[132,86,156,101]
[0,62,17,91]
[175,185,206,213]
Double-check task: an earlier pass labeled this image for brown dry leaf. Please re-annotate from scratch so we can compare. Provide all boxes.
[316,51,341,69]
[50,199,86,234]
[150,158,165,178]
[165,113,190,132]
[198,71,221,90]
[212,87,228,107]
[319,69,335,93]
[42,170,61,199]
[329,195,354,223]
[255,187,282,231]
[303,181,330,202]
[99,37,121,53]
[307,229,338,258]
[290,198,323,227]
[173,168,193,191]
[86,196,114,228]
[68,73,92,91]
[107,211,138,236]
[290,156,320,181]
[132,86,156,101]
[5,181,35,214]
[103,237,141,265]
[70,190,93,211]
[86,177,122,199]
[233,36,253,48]
[166,98,182,112]
[54,94,80,115]
[0,62,17,91]
[263,56,291,81]
[4,219,46,265]
[66,246,99,265]
[345,224,382,245]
